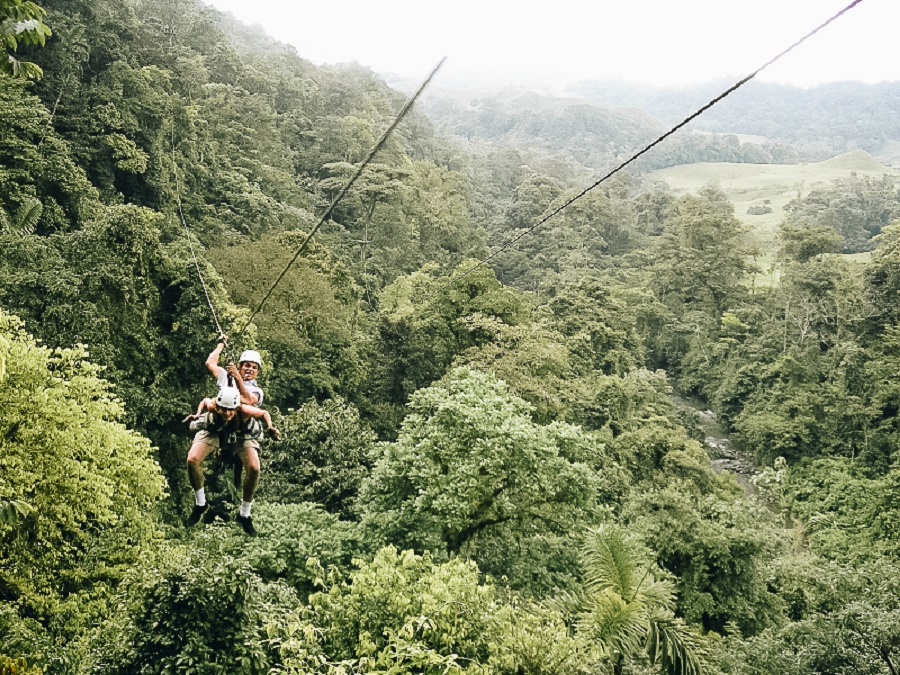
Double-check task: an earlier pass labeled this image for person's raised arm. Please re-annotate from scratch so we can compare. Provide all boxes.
[183,397,215,423]
[205,338,228,380]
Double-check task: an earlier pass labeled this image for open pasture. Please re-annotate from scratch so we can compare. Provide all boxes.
[649,150,900,275]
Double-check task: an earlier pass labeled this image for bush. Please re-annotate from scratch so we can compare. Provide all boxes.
[92,540,297,675]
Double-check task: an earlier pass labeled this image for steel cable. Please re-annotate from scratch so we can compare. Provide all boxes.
[435,0,865,294]
[170,126,231,359]
[232,58,446,343]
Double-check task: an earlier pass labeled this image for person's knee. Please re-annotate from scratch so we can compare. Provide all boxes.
[243,450,260,474]
[187,443,210,467]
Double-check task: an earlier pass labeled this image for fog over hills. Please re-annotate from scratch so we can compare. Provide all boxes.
[393,75,900,169]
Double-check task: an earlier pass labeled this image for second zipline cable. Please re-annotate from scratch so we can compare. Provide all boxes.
[436,0,866,293]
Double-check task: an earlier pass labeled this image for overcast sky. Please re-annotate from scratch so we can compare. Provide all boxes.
[202,0,896,91]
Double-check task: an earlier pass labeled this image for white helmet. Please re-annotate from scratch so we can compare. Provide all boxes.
[238,350,262,369]
[216,386,241,410]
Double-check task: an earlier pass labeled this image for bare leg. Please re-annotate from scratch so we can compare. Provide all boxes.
[237,445,260,504]
[187,441,215,491]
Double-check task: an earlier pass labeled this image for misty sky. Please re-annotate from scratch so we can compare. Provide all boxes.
[202,0,895,91]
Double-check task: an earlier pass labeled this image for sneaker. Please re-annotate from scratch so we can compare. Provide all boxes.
[188,502,209,525]
[236,514,257,536]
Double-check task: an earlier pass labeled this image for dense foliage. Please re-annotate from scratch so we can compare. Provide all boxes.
[3,1,900,673]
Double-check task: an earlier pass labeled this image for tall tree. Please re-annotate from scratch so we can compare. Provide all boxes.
[360,367,606,593]
[0,309,165,655]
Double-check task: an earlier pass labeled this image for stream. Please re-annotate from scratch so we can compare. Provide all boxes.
[677,397,758,491]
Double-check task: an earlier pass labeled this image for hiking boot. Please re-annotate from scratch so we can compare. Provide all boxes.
[236,513,257,536]
[188,502,209,525]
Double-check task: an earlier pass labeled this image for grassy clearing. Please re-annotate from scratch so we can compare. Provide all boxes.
[648,150,900,275]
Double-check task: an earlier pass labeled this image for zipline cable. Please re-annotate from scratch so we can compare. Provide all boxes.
[170,125,232,358]
[435,0,865,294]
[233,57,446,343]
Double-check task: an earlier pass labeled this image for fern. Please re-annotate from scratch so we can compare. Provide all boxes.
[13,198,41,235]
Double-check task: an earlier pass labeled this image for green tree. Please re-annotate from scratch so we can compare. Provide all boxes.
[0,309,165,658]
[229,503,367,597]
[650,186,753,318]
[271,546,602,675]
[566,525,712,675]
[93,538,296,675]
[645,186,757,392]
[720,556,900,675]
[778,220,842,263]
[548,277,645,377]
[626,484,782,635]
[261,398,376,517]
[360,367,608,593]
[321,160,473,288]
[0,78,99,235]
[304,547,495,672]
[868,222,900,325]
[783,174,900,253]
[453,313,575,423]
[363,262,527,435]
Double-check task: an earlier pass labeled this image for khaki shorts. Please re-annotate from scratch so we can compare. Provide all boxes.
[193,430,260,456]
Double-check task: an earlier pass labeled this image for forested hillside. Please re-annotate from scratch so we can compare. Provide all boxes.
[420,88,803,174]
[570,78,900,160]
[4,1,900,674]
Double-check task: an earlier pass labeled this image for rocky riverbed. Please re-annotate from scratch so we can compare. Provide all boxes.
[695,408,758,491]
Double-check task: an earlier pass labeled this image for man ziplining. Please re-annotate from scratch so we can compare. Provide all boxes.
[206,337,265,407]
[183,337,279,536]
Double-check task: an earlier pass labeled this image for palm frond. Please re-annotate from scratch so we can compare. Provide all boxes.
[581,524,639,598]
[14,198,42,235]
[636,575,677,614]
[577,588,647,658]
[545,586,591,618]
[646,613,712,675]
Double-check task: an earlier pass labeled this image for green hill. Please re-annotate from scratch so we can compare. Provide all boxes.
[649,151,900,269]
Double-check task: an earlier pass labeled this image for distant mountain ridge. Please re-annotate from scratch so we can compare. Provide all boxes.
[418,86,805,175]
[568,79,900,162]
[410,77,900,176]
